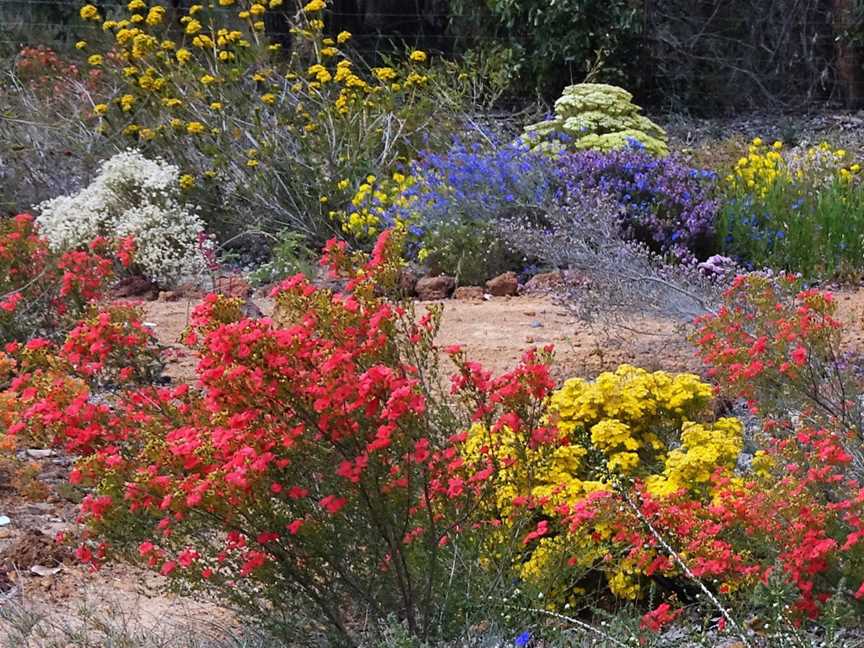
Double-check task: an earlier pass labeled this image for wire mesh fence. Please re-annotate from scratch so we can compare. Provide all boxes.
[1,0,863,112]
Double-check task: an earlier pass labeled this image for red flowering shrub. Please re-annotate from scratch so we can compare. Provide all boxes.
[0,213,132,344]
[7,229,551,644]
[692,273,851,422]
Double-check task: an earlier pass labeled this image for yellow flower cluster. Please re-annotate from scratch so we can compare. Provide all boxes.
[330,172,416,237]
[460,365,744,605]
[727,138,861,197]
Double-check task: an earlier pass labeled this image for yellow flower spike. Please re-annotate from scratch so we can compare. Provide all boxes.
[80,4,101,20]
[337,30,351,43]
[409,50,427,62]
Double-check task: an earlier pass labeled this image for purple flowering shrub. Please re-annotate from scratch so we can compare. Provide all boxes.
[560,145,720,262]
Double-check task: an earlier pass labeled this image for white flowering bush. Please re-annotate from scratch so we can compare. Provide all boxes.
[37,150,209,286]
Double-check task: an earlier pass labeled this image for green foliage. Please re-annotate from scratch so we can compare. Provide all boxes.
[248,231,316,287]
[524,84,668,156]
[449,0,643,96]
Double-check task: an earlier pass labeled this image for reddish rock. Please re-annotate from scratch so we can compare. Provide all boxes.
[415,275,455,300]
[523,271,564,293]
[485,271,519,297]
[214,274,252,298]
[453,286,485,301]
[110,275,158,300]
[398,268,420,297]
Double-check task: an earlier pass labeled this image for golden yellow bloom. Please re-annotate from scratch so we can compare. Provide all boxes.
[161,39,176,50]
[268,43,282,51]
[337,30,351,43]
[139,128,156,141]
[146,6,166,26]
[179,174,195,189]
[185,19,202,34]
[238,10,250,18]
[309,19,324,30]
[218,0,234,4]
[752,137,763,146]
[186,121,206,134]
[87,54,103,66]
[260,93,276,105]
[336,179,350,190]
[269,0,283,6]
[200,74,216,85]
[249,3,266,14]
[80,4,100,20]
[321,46,338,57]
[303,0,325,11]
[170,118,184,129]
[123,124,140,136]
[130,13,144,23]
[218,50,234,61]
[93,103,109,115]
[127,0,146,10]
[409,50,427,62]
[176,48,192,63]
[253,20,265,30]
[246,159,259,167]
[189,4,203,14]
[209,101,223,110]
[373,67,396,82]
[161,97,182,108]
[102,20,117,30]
[120,94,136,112]
[75,40,87,50]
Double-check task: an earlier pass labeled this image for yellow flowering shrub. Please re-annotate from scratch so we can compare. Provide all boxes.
[460,364,744,606]
[71,0,466,244]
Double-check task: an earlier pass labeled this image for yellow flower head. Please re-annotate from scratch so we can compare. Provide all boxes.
[409,50,427,63]
[93,103,109,115]
[87,54,103,66]
[303,0,325,11]
[186,121,206,134]
[176,48,192,63]
[80,4,101,20]
[127,0,146,10]
[75,40,87,50]
[185,19,202,34]
[179,174,195,189]
[260,93,276,105]
[337,30,351,44]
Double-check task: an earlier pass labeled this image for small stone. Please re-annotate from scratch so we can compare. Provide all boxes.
[215,275,253,298]
[523,271,563,293]
[416,275,455,301]
[0,517,10,526]
[485,272,519,297]
[25,449,54,459]
[453,286,485,301]
[529,321,544,328]
[158,290,179,302]
[398,269,419,297]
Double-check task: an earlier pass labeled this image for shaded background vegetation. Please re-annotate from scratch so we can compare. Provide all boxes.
[2,0,864,113]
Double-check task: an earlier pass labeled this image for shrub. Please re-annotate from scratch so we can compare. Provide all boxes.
[36,150,209,287]
[0,229,556,644]
[453,362,743,607]
[396,141,558,284]
[718,138,864,278]
[524,84,668,156]
[559,145,720,263]
[0,213,130,344]
[62,0,483,247]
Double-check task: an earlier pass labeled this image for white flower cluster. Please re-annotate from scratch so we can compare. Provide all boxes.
[36,150,210,286]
